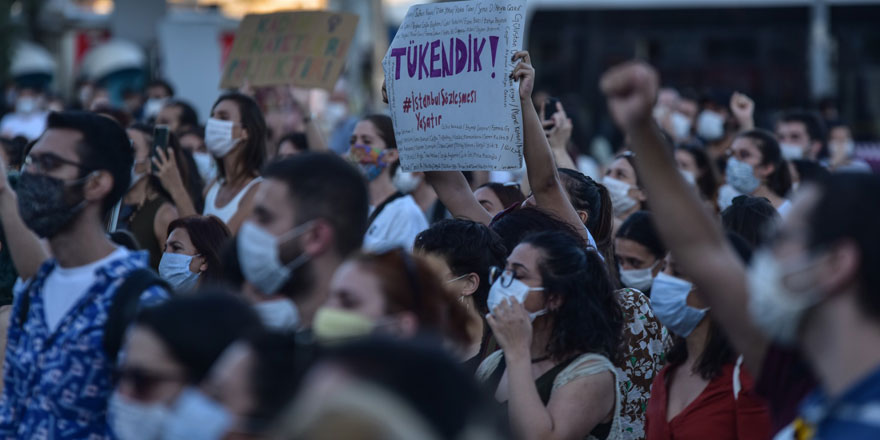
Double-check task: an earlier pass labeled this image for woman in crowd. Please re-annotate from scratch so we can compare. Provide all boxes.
[277,132,309,159]
[724,129,792,216]
[314,248,472,356]
[474,182,526,217]
[108,293,263,440]
[604,152,647,227]
[159,215,230,292]
[645,235,771,439]
[675,144,721,209]
[121,123,202,269]
[414,219,509,370]
[200,92,266,232]
[197,331,312,438]
[477,231,624,440]
[720,195,780,249]
[349,114,428,251]
[615,211,667,295]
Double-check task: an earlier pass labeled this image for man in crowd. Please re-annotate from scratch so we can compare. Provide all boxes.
[776,110,826,161]
[142,79,175,122]
[237,152,368,329]
[0,111,168,437]
[602,61,880,437]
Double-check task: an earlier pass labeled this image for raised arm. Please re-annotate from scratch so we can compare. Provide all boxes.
[600,62,768,375]
[0,160,50,280]
[544,102,578,171]
[513,52,590,244]
[153,148,198,218]
[424,171,493,225]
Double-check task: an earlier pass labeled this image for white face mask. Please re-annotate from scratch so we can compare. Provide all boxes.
[144,98,167,119]
[162,387,232,440]
[392,170,422,194]
[603,176,638,218]
[487,271,546,322]
[780,143,805,160]
[619,262,658,292]
[680,169,697,186]
[717,184,743,211]
[191,152,217,183]
[15,96,37,114]
[159,252,201,292]
[747,249,823,346]
[253,298,300,331]
[670,111,692,140]
[696,110,725,141]
[237,221,312,295]
[725,157,761,194]
[109,392,170,440]
[205,118,241,158]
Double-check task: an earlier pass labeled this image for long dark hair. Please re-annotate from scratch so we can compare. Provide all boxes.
[128,123,204,212]
[677,144,721,204]
[520,231,623,363]
[166,215,231,285]
[361,114,398,150]
[490,206,586,256]
[558,168,616,281]
[212,92,266,182]
[477,182,525,211]
[737,129,792,198]
[616,211,666,260]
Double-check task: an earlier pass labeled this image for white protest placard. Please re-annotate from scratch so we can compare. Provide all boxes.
[382,0,526,172]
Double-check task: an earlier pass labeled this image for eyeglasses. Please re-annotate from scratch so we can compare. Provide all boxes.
[488,266,515,288]
[24,153,89,174]
[113,366,186,400]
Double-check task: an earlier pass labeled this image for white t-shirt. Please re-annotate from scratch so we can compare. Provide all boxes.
[42,247,129,332]
[363,195,429,252]
[0,111,48,141]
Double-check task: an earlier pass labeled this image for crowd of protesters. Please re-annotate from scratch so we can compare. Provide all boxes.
[0,24,877,440]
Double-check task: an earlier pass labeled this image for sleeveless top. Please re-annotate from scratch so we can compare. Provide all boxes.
[203,177,262,224]
[476,351,622,440]
[122,196,170,269]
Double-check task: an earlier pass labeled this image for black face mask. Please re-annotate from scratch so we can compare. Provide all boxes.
[16,172,90,238]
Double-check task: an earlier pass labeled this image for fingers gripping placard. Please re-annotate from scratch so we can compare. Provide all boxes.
[383,0,526,172]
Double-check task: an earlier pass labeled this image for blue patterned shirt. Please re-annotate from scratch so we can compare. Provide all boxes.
[0,251,168,439]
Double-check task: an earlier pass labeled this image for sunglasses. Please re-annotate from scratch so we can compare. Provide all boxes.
[113,366,186,400]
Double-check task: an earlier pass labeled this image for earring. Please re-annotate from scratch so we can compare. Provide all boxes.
[459,295,470,312]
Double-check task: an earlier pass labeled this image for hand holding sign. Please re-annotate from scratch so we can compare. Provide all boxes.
[383,0,527,172]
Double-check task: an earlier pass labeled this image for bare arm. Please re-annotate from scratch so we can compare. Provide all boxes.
[0,163,50,279]
[513,52,590,244]
[600,62,768,375]
[153,203,179,249]
[423,171,493,225]
[304,117,329,153]
[544,102,578,171]
[153,148,198,218]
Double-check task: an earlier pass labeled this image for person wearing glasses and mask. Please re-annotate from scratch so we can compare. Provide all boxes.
[477,230,624,440]
[108,293,262,440]
[0,112,170,438]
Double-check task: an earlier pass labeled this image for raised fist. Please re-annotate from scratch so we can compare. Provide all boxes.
[600,61,659,132]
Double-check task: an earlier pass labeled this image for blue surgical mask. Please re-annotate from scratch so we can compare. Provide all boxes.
[650,272,709,337]
[161,387,232,440]
[725,157,761,194]
[159,252,201,292]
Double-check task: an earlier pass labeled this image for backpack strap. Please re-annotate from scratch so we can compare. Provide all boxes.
[103,268,171,362]
[367,191,406,227]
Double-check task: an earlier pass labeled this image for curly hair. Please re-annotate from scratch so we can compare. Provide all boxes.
[520,231,623,363]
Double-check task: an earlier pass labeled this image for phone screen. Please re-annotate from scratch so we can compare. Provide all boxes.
[152,126,170,174]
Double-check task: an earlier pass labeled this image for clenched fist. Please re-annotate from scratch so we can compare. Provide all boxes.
[600,61,659,132]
